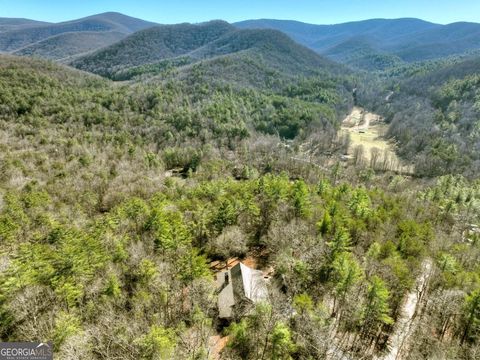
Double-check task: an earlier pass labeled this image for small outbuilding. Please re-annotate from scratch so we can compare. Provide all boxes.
[216,262,269,319]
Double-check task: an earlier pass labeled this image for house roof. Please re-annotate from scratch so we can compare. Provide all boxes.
[217,262,268,319]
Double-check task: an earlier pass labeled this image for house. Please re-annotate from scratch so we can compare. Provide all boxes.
[216,262,269,319]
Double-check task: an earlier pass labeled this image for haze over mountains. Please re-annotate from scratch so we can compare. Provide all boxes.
[0,12,157,61]
[236,18,480,69]
[2,13,480,70]
[70,21,236,76]
[0,18,50,32]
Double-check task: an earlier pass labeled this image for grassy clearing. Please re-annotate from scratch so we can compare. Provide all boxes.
[341,108,414,174]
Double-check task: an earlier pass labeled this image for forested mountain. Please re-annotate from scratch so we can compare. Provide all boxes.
[390,22,480,61]
[321,37,404,71]
[1,10,480,360]
[12,31,126,61]
[71,21,235,77]
[71,23,355,138]
[165,31,352,97]
[4,13,480,71]
[186,28,339,71]
[1,54,479,360]
[236,18,438,51]
[0,18,51,32]
[71,21,349,92]
[236,18,480,69]
[0,12,156,58]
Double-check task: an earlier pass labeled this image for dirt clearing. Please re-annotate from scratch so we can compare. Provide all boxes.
[341,107,414,174]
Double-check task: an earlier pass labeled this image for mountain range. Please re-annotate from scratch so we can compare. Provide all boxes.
[2,13,480,70]
[2,10,478,116]
[236,18,480,69]
[0,12,157,61]
[2,7,480,360]
[0,18,50,32]
[71,20,346,90]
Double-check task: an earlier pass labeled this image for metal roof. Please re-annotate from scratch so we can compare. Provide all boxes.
[216,262,268,319]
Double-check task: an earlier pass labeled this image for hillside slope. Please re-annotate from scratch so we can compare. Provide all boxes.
[167,28,348,91]
[359,54,480,176]
[389,22,480,61]
[322,37,404,71]
[12,31,126,61]
[0,12,156,54]
[236,18,480,68]
[72,24,353,139]
[188,28,336,69]
[236,18,438,51]
[71,21,236,77]
[72,22,347,88]
[0,54,478,360]
[0,18,51,32]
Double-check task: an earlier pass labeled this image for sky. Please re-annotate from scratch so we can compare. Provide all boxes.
[1,0,479,25]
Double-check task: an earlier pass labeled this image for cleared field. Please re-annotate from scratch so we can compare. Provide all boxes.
[341,107,414,174]
[347,123,390,154]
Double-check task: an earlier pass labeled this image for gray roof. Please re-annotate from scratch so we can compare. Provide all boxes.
[217,262,268,319]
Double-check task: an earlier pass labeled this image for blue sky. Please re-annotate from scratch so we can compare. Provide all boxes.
[1,0,479,25]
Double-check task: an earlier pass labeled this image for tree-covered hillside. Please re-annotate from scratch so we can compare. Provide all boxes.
[71,21,236,77]
[70,21,353,116]
[0,45,480,360]
[13,31,126,61]
[322,37,404,71]
[71,21,348,86]
[0,18,50,32]
[0,12,156,56]
[237,18,480,70]
[359,55,480,177]
[235,18,439,52]
[1,10,480,360]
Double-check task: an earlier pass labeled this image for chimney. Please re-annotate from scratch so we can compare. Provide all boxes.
[224,272,229,285]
